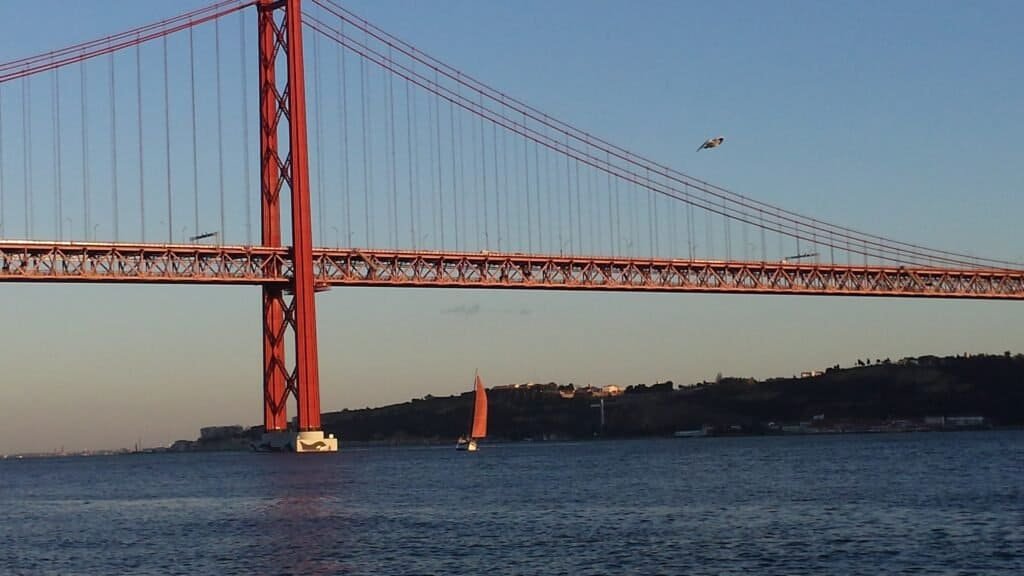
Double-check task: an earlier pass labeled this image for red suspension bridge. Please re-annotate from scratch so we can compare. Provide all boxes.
[1,0,1021,451]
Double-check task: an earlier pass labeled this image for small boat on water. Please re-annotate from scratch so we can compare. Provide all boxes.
[673,427,708,438]
[456,373,488,452]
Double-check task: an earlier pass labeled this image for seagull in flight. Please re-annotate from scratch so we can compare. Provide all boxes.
[697,136,725,152]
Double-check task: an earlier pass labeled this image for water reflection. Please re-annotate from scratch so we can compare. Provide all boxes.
[261,455,350,576]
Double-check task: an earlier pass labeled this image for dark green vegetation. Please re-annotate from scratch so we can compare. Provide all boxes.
[319,353,1024,443]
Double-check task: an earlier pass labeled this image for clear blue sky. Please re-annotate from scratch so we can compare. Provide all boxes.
[1,1,1022,453]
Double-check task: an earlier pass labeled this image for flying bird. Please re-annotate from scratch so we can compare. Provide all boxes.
[697,136,725,152]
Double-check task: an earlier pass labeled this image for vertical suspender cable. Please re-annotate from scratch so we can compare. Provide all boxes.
[469,85,479,249]
[742,214,749,260]
[136,40,145,242]
[449,94,457,250]
[456,85,466,251]
[426,74,436,246]
[544,129,553,254]
[215,18,225,242]
[795,223,801,260]
[54,67,63,240]
[586,160,593,254]
[647,170,656,257]
[360,56,370,246]
[671,193,679,258]
[480,93,488,247]
[405,79,415,248]
[563,139,570,254]
[379,45,391,247]
[575,157,582,255]
[81,63,90,238]
[492,122,499,250]
[379,45,390,247]
[434,69,443,249]
[534,134,542,253]
[687,201,695,260]
[496,122,503,250]
[524,113,532,253]
[23,78,31,238]
[388,46,398,248]
[614,156,621,257]
[189,26,199,240]
[563,139,571,253]
[553,132,562,254]
[339,24,352,246]
[588,161,595,254]
[706,207,713,259]
[412,66,421,249]
[163,35,172,242]
[428,70,436,247]
[109,52,118,241]
[504,120,512,249]
[631,180,639,256]
[777,224,783,262]
[723,198,730,260]
[366,49,375,246]
[240,11,252,245]
[502,120,510,249]
[607,152,613,257]
[760,210,766,261]
[507,124,514,249]
[313,30,324,247]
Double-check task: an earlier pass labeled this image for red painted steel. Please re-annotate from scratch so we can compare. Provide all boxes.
[312,249,1024,300]
[2,242,1023,300]
[252,0,323,434]
[283,0,322,432]
[4,0,1021,450]
[0,241,288,282]
[258,0,288,433]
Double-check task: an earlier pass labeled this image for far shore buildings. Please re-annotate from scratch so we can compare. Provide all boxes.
[492,382,625,399]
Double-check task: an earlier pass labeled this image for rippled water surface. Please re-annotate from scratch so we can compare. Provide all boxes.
[2,432,1022,575]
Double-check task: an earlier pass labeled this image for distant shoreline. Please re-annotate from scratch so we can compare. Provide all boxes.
[8,353,1022,458]
[4,426,1023,460]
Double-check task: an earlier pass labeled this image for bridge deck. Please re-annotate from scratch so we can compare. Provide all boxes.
[2,241,1022,300]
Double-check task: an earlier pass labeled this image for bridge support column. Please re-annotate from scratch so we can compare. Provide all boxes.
[256,0,336,453]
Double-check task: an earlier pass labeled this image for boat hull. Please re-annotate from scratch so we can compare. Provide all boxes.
[455,438,478,452]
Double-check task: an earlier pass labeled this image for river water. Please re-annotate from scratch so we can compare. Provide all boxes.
[2,431,1021,575]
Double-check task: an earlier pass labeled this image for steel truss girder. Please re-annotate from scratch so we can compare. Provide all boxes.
[314,250,1024,300]
[2,242,1023,299]
[0,242,289,283]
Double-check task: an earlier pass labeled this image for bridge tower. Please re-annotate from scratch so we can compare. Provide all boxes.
[255,0,336,452]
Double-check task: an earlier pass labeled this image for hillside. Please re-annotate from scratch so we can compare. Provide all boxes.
[317,353,1024,443]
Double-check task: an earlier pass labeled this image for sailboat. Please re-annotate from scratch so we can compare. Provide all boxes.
[456,373,488,452]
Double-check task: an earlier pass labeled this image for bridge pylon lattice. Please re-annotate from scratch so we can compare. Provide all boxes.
[255,0,336,453]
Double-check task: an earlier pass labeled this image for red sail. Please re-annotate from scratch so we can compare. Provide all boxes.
[470,374,488,439]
